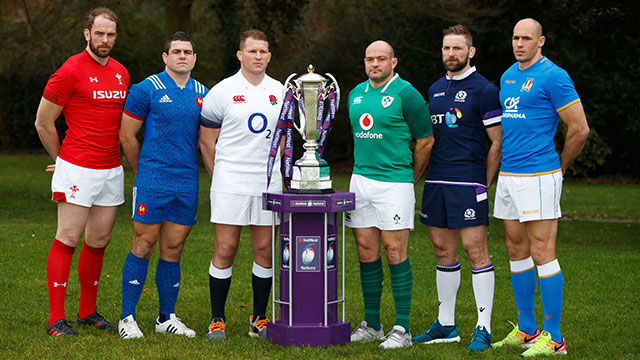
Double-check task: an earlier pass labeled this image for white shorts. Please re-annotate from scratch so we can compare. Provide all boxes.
[493,171,563,222]
[210,191,279,226]
[51,157,124,207]
[345,174,415,230]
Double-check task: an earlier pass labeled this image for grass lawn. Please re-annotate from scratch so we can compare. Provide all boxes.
[0,154,638,359]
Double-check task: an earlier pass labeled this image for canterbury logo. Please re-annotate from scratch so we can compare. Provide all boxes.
[233,95,245,103]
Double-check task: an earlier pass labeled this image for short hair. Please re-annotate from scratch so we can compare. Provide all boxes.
[443,24,473,47]
[85,7,118,31]
[239,29,269,50]
[164,31,196,54]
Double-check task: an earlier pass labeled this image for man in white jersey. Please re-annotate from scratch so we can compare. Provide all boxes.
[199,29,283,341]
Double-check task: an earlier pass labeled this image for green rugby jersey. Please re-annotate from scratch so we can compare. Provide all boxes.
[347,74,432,183]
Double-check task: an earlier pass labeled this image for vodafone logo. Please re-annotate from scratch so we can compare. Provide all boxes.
[359,113,374,131]
[233,95,245,103]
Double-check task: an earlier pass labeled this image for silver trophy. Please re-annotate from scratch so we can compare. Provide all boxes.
[285,64,340,192]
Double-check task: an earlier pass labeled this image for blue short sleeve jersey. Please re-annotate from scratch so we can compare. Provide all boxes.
[123,71,209,193]
[499,57,580,175]
[426,66,502,185]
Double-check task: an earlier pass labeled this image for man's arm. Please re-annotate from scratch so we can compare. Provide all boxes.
[199,126,220,178]
[34,97,63,171]
[485,125,502,188]
[119,113,144,173]
[558,101,589,175]
[413,135,434,183]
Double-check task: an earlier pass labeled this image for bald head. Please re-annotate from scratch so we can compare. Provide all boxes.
[514,18,543,38]
[366,40,395,59]
[512,18,545,69]
[363,40,397,88]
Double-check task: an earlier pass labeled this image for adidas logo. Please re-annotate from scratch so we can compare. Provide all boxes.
[159,94,172,103]
[129,279,141,285]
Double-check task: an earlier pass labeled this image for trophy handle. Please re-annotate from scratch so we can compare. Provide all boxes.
[325,73,341,111]
[282,73,297,99]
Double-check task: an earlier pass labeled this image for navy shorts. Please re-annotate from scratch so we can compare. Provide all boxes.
[420,182,489,229]
[132,186,198,226]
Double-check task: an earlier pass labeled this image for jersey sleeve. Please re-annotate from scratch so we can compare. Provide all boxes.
[479,82,502,128]
[548,67,580,112]
[122,82,149,121]
[200,84,224,129]
[400,85,433,139]
[42,62,74,107]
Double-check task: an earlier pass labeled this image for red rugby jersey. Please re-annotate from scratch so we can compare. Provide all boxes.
[43,50,129,169]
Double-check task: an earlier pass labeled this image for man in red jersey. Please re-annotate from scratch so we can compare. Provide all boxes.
[34,7,129,337]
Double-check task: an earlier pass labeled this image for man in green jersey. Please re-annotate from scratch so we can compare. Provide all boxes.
[346,40,434,349]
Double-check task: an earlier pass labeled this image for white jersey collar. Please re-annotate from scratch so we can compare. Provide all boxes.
[446,66,476,81]
[365,73,399,93]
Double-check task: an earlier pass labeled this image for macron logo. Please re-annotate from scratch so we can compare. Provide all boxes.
[159,94,172,103]
[128,280,141,285]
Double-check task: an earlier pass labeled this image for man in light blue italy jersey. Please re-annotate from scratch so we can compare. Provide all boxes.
[118,32,207,339]
[491,18,589,357]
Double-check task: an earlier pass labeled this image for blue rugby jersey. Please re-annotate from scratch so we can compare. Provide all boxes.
[123,71,208,192]
[426,67,502,185]
[499,57,580,175]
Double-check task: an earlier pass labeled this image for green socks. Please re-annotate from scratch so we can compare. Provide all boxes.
[389,258,412,333]
[359,258,384,331]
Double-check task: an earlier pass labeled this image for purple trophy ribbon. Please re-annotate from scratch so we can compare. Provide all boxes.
[317,90,337,157]
[266,88,295,190]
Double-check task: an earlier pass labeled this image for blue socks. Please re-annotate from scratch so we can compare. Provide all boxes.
[509,257,537,335]
[156,258,181,322]
[538,260,563,343]
[121,252,150,320]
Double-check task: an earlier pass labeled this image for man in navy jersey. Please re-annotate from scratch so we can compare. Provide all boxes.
[412,24,502,352]
[118,31,208,339]
[491,18,589,357]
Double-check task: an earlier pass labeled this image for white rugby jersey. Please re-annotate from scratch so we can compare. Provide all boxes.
[201,70,283,195]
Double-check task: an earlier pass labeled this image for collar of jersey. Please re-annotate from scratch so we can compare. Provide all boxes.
[236,69,268,88]
[446,66,476,81]
[517,56,547,73]
[365,73,399,93]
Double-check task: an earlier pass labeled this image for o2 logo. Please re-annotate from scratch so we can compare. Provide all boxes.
[248,112,271,139]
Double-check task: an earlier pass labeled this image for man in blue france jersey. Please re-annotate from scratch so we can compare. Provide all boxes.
[491,19,589,357]
[117,31,208,339]
[412,24,502,352]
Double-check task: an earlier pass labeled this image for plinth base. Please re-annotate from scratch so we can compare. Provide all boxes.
[267,321,351,347]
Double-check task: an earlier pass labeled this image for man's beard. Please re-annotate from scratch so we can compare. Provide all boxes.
[444,57,468,73]
[89,40,112,58]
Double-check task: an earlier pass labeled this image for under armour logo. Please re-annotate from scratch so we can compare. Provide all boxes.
[53,282,67,288]
[479,307,486,312]
[89,77,98,83]
[93,280,99,286]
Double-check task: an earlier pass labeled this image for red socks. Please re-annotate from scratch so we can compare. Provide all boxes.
[78,242,106,318]
[47,239,75,326]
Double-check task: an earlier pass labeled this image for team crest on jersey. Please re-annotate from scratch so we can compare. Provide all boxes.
[196,96,203,108]
[137,203,147,216]
[381,95,394,108]
[233,95,245,104]
[521,78,534,92]
[454,90,467,102]
[359,113,374,131]
[269,95,277,105]
[69,185,79,199]
[115,73,123,86]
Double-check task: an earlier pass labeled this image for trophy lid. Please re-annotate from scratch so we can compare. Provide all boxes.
[297,64,326,84]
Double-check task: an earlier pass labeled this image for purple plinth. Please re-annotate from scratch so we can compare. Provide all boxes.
[263,191,355,347]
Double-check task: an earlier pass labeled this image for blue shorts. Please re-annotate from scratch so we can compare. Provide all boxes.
[420,182,489,229]
[132,186,198,226]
